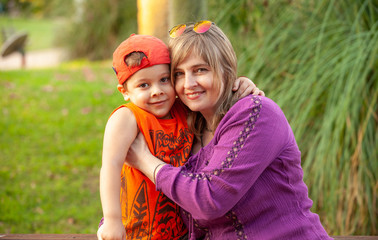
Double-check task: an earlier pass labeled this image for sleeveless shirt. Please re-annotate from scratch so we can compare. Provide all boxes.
[113,100,193,240]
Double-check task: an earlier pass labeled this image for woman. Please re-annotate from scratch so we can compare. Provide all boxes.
[126,21,331,239]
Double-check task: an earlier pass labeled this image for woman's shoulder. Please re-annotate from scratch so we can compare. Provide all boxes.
[231,95,279,112]
[226,95,286,125]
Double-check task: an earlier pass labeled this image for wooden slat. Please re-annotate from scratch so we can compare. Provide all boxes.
[333,237,378,240]
[0,235,97,240]
[0,234,376,240]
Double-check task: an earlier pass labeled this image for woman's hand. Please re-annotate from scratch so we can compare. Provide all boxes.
[125,132,151,170]
[126,132,167,184]
[233,76,265,98]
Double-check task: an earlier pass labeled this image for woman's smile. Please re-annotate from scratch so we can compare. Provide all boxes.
[185,90,205,100]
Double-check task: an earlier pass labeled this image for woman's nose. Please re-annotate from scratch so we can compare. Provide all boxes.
[184,74,198,89]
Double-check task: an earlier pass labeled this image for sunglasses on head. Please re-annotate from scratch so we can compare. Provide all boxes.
[169,20,214,38]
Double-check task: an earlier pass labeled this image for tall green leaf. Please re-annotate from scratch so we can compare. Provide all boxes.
[210,0,377,235]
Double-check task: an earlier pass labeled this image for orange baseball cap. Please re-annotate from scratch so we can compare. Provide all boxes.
[112,34,171,85]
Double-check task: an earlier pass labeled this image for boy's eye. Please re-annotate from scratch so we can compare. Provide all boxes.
[161,77,170,83]
[138,83,149,88]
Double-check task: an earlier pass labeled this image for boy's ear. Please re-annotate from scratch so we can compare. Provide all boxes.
[117,84,126,93]
[117,84,130,101]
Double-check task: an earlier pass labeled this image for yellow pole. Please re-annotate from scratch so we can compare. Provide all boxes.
[137,0,170,43]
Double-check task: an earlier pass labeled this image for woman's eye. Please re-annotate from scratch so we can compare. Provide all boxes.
[174,72,183,78]
[196,68,207,73]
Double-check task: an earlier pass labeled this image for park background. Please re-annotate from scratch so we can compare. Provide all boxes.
[0,0,376,236]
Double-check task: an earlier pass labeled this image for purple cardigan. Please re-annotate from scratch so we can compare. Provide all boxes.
[156,96,332,240]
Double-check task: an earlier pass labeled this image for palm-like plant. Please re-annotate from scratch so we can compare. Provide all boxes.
[211,0,377,235]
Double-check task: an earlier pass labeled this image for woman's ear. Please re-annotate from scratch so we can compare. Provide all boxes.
[117,84,130,101]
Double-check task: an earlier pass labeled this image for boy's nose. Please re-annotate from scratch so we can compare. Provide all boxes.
[151,86,164,97]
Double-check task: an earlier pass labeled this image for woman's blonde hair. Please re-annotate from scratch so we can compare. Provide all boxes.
[169,23,239,138]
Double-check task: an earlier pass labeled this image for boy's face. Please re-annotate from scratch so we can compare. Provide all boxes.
[119,64,175,119]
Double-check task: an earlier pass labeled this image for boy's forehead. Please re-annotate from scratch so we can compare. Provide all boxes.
[128,64,170,81]
[136,63,170,74]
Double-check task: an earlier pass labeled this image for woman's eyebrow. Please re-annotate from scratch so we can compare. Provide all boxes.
[192,63,208,68]
[175,63,208,71]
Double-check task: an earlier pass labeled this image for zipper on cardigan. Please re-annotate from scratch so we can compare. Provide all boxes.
[189,214,194,239]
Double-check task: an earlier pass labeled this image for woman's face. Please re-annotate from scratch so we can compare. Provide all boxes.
[173,52,224,119]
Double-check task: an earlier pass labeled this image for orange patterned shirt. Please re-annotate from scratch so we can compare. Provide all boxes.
[112,100,192,240]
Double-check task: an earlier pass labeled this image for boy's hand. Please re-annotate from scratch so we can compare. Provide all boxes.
[233,76,265,98]
[97,219,126,240]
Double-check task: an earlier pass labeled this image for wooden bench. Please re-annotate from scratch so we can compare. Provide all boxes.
[0,234,377,240]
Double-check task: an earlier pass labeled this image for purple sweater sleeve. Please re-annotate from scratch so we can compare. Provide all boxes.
[156,96,293,220]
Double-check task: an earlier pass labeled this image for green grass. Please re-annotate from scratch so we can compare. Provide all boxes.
[0,61,121,233]
[0,16,58,51]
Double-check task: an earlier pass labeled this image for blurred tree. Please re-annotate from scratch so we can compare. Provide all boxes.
[57,0,208,59]
[58,0,137,60]
[0,0,74,17]
[169,0,207,26]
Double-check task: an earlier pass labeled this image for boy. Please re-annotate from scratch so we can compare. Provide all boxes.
[98,34,191,240]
